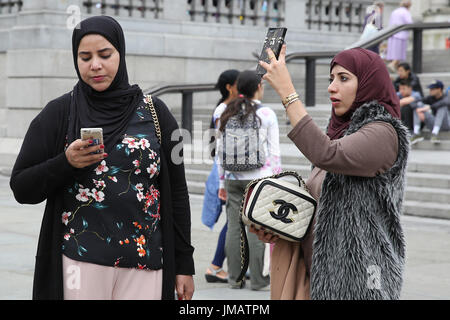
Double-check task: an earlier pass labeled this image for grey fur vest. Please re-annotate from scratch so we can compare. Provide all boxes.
[310,101,410,300]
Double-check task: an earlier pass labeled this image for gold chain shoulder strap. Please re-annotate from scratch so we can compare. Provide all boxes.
[144,94,162,145]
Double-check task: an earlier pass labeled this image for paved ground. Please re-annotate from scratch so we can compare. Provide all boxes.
[0,175,449,300]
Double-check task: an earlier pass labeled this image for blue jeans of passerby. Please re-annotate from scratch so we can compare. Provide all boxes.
[211,222,227,267]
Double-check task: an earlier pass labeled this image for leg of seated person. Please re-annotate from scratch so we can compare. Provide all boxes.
[431,108,449,135]
[400,105,413,133]
[413,111,422,135]
[423,111,435,132]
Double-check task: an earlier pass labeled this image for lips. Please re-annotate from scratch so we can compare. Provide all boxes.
[92,75,106,82]
[330,97,340,107]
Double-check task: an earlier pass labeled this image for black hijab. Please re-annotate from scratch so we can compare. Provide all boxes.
[68,15,143,153]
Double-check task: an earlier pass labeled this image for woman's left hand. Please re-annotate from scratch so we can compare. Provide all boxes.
[175,275,194,300]
[259,44,296,99]
[249,225,279,244]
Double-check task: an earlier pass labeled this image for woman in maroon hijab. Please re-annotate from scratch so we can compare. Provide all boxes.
[251,46,409,300]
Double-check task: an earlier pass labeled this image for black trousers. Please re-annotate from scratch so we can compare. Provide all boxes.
[400,105,413,133]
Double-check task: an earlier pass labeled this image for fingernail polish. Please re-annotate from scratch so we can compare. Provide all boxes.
[103,153,108,157]
[100,145,104,149]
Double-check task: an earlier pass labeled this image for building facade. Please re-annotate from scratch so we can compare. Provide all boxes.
[0,0,448,138]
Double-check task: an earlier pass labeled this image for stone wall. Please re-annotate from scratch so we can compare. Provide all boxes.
[0,0,363,138]
[0,0,448,138]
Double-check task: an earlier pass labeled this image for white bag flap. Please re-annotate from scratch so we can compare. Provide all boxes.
[243,178,316,241]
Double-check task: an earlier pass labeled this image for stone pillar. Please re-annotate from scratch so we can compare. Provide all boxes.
[162,0,189,21]
[284,0,306,30]
[3,0,82,138]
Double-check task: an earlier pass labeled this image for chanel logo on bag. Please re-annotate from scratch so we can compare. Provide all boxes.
[269,200,298,223]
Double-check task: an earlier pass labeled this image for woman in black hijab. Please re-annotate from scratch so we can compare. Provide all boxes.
[10,16,194,300]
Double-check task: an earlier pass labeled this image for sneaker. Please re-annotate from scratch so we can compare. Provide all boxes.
[410,134,424,146]
[430,134,441,144]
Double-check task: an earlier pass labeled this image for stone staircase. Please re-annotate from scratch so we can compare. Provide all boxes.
[172,101,450,220]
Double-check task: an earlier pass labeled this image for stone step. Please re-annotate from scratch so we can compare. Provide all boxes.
[404,186,450,205]
[187,181,450,219]
[406,172,450,189]
[184,141,450,173]
[403,200,450,220]
[186,164,450,190]
[187,127,450,150]
[171,103,332,120]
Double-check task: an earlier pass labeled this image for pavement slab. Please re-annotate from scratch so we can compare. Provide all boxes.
[0,177,449,300]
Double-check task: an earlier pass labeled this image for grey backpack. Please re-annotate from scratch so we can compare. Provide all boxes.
[218,106,266,172]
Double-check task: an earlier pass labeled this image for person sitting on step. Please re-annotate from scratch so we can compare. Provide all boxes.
[415,80,450,144]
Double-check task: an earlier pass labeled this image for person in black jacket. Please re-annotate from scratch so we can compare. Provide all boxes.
[9,16,195,300]
[393,62,424,97]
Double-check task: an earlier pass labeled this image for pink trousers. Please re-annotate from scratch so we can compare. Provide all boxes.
[62,254,163,300]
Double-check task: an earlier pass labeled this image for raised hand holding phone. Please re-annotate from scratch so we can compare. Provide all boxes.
[256,27,287,79]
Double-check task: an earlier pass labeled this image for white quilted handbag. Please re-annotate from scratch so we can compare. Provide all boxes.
[236,171,317,286]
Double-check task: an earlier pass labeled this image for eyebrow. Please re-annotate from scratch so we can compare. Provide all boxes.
[330,72,352,77]
[78,48,113,55]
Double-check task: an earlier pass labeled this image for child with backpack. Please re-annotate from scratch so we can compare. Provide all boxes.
[215,70,281,290]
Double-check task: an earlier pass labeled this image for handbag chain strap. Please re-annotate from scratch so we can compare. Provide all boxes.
[144,94,162,145]
[236,170,308,286]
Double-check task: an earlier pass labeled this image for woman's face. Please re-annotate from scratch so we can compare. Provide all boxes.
[328,64,358,116]
[77,34,120,92]
[397,66,410,79]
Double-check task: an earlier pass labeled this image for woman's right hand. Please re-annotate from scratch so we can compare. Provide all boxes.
[218,188,227,201]
[65,139,107,169]
[259,44,296,99]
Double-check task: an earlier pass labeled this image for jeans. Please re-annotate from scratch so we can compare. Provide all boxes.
[414,107,450,134]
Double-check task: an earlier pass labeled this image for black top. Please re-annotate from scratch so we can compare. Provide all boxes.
[62,99,163,270]
[9,92,195,299]
[393,72,424,97]
[422,94,450,115]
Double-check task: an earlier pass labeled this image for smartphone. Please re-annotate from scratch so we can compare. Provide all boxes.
[81,128,103,154]
[256,27,288,78]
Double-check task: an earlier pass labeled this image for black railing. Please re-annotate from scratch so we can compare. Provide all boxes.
[82,0,163,18]
[146,22,450,130]
[305,0,373,32]
[188,0,284,27]
[0,0,22,14]
[285,22,450,106]
[147,83,217,134]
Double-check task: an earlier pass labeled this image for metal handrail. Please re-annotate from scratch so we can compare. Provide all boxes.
[145,22,450,131]
[146,83,217,134]
[285,21,450,106]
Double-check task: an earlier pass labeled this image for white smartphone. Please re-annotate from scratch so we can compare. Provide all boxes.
[81,128,103,154]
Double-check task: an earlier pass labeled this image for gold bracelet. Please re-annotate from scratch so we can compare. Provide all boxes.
[282,92,299,109]
[284,97,300,110]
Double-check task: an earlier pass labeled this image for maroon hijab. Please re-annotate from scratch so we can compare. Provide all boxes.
[326,48,400,140]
